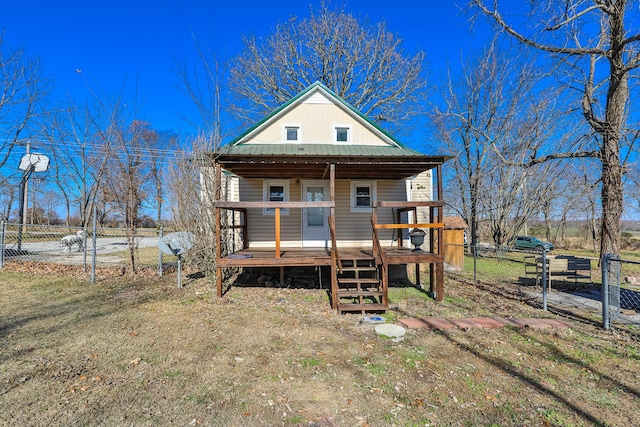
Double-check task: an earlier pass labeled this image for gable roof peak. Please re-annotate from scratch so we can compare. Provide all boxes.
[230,80,404,148]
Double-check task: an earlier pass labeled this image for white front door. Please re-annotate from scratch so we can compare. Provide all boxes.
[302,181,329,248]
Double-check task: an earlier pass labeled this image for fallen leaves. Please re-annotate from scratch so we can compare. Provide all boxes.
[69,374,103,394]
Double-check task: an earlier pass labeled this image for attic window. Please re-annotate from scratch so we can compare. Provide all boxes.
[334,125,350,144]
[284,125,301,142]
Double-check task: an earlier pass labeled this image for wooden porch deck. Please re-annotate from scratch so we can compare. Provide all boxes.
[218,247,444,268]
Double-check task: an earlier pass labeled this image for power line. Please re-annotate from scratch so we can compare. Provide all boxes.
[1,136,201,169]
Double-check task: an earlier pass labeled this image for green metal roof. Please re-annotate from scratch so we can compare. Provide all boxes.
[217,143,427,158]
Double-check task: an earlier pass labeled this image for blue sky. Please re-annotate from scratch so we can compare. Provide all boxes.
[2,1,482,138]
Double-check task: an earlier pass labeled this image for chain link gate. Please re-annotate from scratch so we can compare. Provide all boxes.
[602,254,640,330]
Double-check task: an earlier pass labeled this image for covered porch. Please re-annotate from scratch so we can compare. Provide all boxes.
[210,150,448,312]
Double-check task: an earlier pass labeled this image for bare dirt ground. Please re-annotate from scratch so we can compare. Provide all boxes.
[1,262,639,426]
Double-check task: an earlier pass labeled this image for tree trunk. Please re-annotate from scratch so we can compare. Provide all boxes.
[599,138,623,256]
[598,19,627,257]
[543,201,552,242]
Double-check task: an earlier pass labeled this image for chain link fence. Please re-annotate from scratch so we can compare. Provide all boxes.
[602,254,640,329]
[444,243,640,329]
[0,222,168,279]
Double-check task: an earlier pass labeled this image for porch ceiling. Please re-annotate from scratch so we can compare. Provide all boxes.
[212,154,447,179]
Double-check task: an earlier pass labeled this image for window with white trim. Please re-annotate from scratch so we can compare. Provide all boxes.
[263,180,290,215]
[333,125,351,144]
[283,124,301,142]
[350,181,376,212]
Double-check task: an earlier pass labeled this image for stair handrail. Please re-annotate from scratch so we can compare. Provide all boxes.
[328,215,342,273]
[370,216,388,280]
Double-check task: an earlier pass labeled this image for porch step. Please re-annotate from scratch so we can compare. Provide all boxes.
[338,303,388,313]
[337,289,385,297]
[339,266,377,272]
[333,254,388,313]
[337,277,380,285]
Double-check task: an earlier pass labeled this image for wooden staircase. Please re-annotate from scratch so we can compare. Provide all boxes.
[334,253,388,313]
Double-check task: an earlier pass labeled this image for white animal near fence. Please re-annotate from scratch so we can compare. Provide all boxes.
[60,230,86,253]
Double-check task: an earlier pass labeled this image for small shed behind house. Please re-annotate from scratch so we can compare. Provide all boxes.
[443,216,468,271]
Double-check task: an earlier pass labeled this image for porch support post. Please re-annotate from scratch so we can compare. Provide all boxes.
[215,161,223,298]
[329,163,336,241]
[436,164,443,201]
[435,262,444,302]
[429,206,435,294]
[275,207,281,258]
[331,249,338,309]
[435,164,444,301]
[329,164,335,207]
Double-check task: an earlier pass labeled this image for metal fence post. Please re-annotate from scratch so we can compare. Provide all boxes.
[0,221,5,269]
[473,243,477,285]
[602,253,610,330]
[83,226,88,274]
[158,226,163,277]
[541,248,547,311]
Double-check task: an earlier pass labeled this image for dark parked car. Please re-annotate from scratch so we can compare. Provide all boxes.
[508,236,554,251]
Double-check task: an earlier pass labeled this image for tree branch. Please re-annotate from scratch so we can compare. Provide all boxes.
[472,0,607,56]
[544,4,606,31]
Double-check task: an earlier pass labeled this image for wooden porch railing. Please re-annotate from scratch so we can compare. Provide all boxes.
[213,201,335,258]
[370,216,389,305]
[224,207,248,250]
[373,200,445,301]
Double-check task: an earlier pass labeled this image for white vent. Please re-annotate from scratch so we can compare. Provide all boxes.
[303,92,332,104]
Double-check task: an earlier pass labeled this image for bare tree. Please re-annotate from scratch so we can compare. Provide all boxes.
[149,132,177,226]
[175,39,231,139]
[0,34,51,224]
[40,101,113,226]
[472,0,640,258]
[229,2,427,131]
[0,34,51,172]
[167,136,218,276]
[101,118,158,273]
[172,37,235,287]
[434,42,571,247]
[0,186,16,221]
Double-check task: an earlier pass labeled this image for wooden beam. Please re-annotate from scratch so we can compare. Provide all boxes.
[331,250,338,309]
[329,164,335,203]
[275,208,281,259]
[374,201,444,208]
[213,201,335,209]
[374,223,444,230]
[437,164,443,202]
[435,262,444,302]
[322,163,331,179]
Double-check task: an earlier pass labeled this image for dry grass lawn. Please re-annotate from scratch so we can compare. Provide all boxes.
[1,262,639,426]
